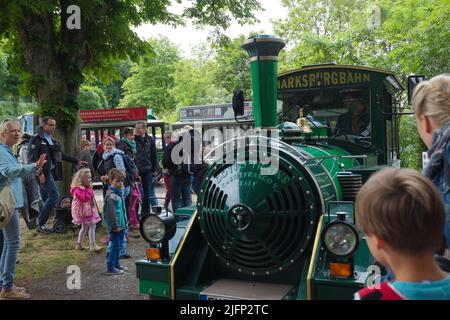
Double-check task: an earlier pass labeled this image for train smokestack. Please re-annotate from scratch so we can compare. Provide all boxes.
[242,35,285,128]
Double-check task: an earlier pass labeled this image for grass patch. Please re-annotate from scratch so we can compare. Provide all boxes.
[15,221,108,281]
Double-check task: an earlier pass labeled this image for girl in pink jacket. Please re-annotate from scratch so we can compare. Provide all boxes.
[70,168,102,252]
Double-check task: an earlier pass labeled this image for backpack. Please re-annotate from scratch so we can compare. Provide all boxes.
[98,153,138,186]
[122,153,139,184]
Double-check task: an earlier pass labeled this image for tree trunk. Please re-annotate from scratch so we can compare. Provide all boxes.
[16,6,89,195]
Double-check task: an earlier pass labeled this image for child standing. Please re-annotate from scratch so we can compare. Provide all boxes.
[104,168,128,275]
[354,168,450,300]
[70,168,102,252]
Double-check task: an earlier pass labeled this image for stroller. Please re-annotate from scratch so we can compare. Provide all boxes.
[53,197,79,233]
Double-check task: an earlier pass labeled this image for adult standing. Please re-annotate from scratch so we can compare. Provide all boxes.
[162,129,192,213]
[0,119,46,299]
[75,140,95,177]
[17,133,42,230]
[134,120,158,214]
[28,116,86,234]
[412,74,450,252]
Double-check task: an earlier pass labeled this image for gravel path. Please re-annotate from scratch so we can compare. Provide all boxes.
[20,235,148,300]
[16,183,196,300]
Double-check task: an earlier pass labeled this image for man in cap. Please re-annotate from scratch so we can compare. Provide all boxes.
[333,89,371,138]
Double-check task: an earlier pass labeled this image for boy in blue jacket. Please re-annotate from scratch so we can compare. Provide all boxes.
[104,168,128,275]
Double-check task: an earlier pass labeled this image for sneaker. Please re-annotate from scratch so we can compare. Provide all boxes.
[0,288,31,300]
[74,243,84,250]
[37,225,54,234]
[106,268,124,276]
[119,253,132,259]
[116,266,128,271]
[89,244,103,253]
[11,286,26,292]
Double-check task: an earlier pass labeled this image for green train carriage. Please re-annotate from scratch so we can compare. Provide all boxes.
[135,35,408,300]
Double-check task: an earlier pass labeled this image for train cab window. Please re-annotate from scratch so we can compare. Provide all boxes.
[280,87,372,147]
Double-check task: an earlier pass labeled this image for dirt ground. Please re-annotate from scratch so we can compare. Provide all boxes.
[20,235,148,300]
[15,183,194,300]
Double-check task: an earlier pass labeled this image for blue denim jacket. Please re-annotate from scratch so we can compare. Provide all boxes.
[0,144,36,209]
[434,141,450,249]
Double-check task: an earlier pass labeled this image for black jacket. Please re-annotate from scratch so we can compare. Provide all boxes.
[162,142,191,177]
[28,126,78,181]
[135,134,157,175]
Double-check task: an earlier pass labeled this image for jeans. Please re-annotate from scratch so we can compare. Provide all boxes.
[140,172,158,214]
[107,228,128,257]
[107,230,125,271]
[38,174,60,226]
[170,175,192,213]
[0,210,20,289]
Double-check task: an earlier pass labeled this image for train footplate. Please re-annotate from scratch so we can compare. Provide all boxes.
[199,279,292,300]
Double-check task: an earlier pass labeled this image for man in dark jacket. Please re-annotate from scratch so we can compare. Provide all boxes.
[28,116,86,234]
[162,130,192,213]
[134,121,158,214]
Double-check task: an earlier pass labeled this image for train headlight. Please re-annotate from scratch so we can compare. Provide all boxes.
[321,213,359,257]
[140,210,176,244]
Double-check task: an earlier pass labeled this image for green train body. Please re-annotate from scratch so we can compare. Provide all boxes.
[136,35,404,300]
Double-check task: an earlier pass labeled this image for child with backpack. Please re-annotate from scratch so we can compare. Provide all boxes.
[70,168,102,252]
[98,137,133,258]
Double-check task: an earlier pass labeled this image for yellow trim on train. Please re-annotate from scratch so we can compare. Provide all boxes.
[307,214,324,300]
[169,210,198,299]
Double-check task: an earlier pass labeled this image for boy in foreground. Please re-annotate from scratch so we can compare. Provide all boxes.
[104,168,128,275]
[354,168,450,300]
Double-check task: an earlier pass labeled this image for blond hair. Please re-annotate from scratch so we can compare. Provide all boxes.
[412,74,450,126]
[71,168,91,188]
[356,168,445,254]
[80,139,91,150]
[0,119,21,144]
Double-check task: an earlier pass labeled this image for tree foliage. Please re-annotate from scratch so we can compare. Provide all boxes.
[120,37,180,115]
[170,44,228,109]
[211,34,253,99]
[78,85,108,110]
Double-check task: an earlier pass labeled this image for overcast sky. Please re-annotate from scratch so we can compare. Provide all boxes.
[133,0,288,56]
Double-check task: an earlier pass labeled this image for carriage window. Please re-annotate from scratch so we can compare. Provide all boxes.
[280,87,372,147]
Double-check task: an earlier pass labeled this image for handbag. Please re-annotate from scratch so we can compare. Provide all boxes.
[0,185,16,229]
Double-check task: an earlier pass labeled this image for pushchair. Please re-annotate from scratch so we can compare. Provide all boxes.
[53,197,79,233]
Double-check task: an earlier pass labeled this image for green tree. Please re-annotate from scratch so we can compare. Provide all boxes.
[399,114,427,171]
[171,55,228,109]
[0,0,261,192]
[375,0,450,78]
[0,42,34,119]
[211,34,254,99]
[274,0,372,72]
[87,60,133,108]
[78,85,108,110]
[120,37,180,116]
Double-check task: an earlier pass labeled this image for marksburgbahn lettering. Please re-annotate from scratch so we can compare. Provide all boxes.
[278,71,371,90]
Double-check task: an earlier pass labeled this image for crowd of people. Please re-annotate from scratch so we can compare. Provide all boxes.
[0,117,208,298]
[0,74,448,299]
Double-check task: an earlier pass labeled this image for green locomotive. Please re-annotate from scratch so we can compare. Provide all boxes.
[135,35,406,300]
